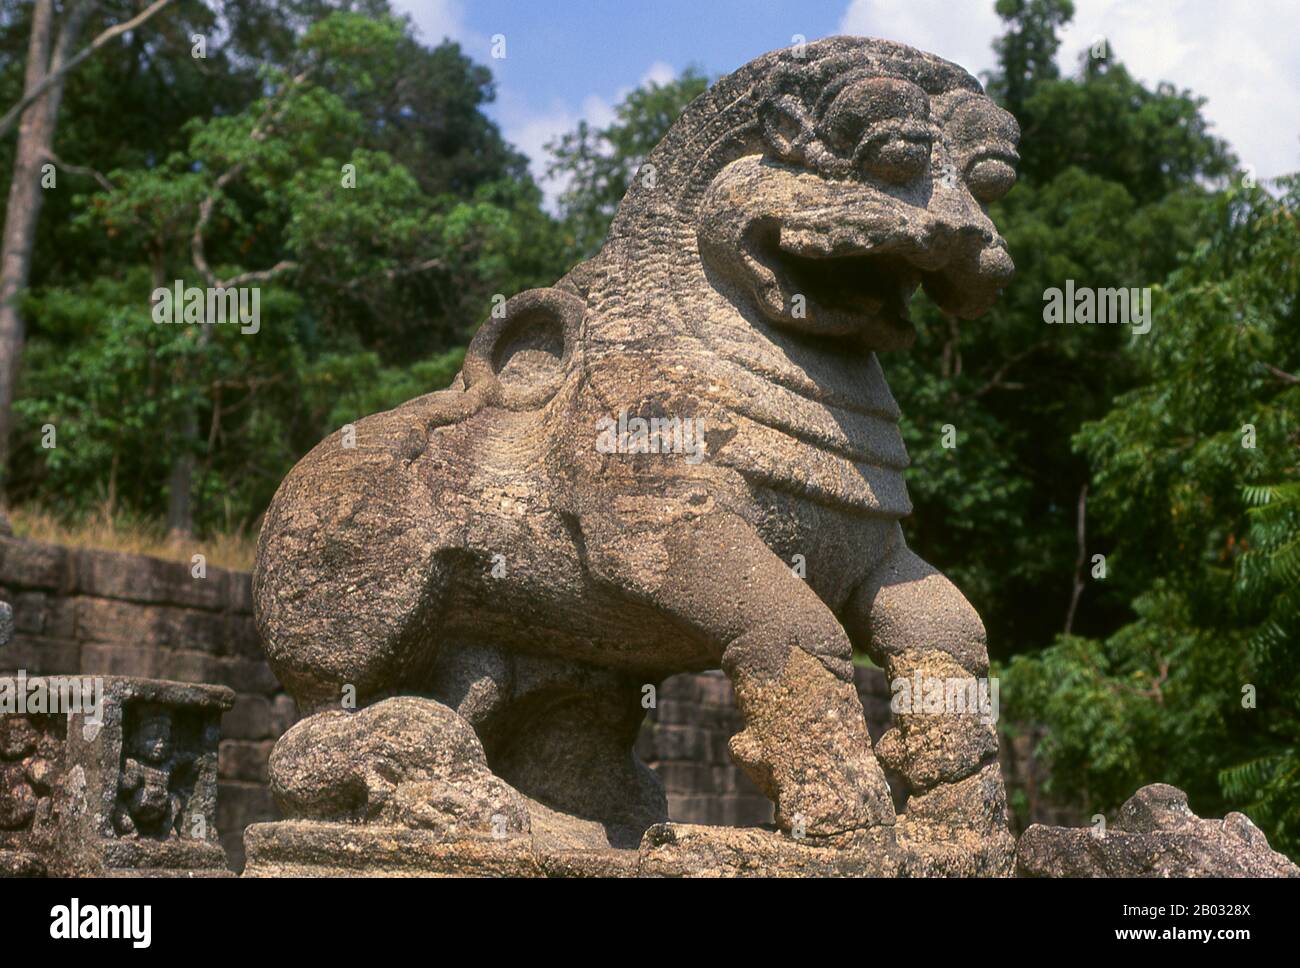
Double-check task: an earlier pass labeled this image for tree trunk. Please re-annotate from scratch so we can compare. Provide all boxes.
[150,249,196,543]
[165,414,196,542]
[0,0,91,486]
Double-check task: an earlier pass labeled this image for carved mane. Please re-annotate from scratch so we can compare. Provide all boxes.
[607,36,982,243]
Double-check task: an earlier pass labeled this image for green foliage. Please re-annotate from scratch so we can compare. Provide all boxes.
[1218,482,1300,853]
[7,2,571,533]
[1004,177,1300,848]
[1015,62,1234,205]
[890,65,1229,656]
[4,0,1298,859]
[987,0,1075,116]
[14,271,307,526]
[301,346,466,431]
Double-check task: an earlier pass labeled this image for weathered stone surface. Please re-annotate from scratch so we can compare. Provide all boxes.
[243,820,546,877]
[252,36,1022,874]
[222,693,272,740]
[222,613,263,658]
[0,537,68,590]
[73,597,227,652]
[269,697,531,837]
[72,548,231,610]
[243,818,899,878]
[0,848,43,876]
[0,675,234,877]
[538,846,640,878]
[78,643,164,679]
[639,822,901,877]
[217,779,276,872]
[0,544,287,872]
[1016,784,1300,878]
[219,739,275,782]
[2,635,82,677]
[898,760,1017,876]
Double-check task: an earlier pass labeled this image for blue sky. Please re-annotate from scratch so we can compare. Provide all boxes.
[392,0,1300,204]
[418,0,847,112]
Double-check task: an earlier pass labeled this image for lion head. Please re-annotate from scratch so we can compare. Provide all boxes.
[603,37,1019,353]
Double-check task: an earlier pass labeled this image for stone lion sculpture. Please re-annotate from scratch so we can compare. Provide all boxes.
[252,36,1021,873]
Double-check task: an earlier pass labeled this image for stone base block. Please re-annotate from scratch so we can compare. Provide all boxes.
[242,695,1016,878]
[242,820,637,877]
[897,821,1016,877]
[243,818,1013,878]
[1016,784,1299,878]
[637,822,901,877]
[0,848,44,877]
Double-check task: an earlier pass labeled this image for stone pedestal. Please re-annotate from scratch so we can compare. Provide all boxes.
[242,816,1018,877]
[242,820,641,877]
[244,691,1018,877]
[1016,784,1299,878]
[638,822,901,877]
[0,675,234,877]
[242,819,904,878]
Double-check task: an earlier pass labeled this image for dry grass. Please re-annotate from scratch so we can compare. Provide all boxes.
[5,505,257,572]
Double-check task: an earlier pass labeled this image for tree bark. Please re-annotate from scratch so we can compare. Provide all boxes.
[1064,484,1088,636]
[165,408,197,541]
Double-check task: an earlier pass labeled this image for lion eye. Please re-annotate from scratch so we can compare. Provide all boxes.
[858,127,932,184]
[967,157,1017,203]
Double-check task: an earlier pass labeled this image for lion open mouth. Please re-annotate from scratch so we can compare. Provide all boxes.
[771,246,922,322]
[743,220,928,341]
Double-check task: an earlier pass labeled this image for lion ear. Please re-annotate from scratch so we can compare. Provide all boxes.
[463,287,585,411]
[760,94,816,163]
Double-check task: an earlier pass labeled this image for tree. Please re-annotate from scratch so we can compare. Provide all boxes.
[0,0,177,481]
[7,4,570,539]
[986,0,1074,117]
[884,8,1234,661]
[0,0,176,139]
[1003,177,1300,853]
[1221,480,1300,852]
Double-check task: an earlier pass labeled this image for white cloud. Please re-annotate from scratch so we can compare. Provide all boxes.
[397,0,469,46]
[839,0,1300,181]
[640,61,678,88]
[495,90,620,211]
[838,0,1003,80]
[392,3,681,209]
[395,0,1298,187]
[497,66,679,212]
[1057,0,1299,180]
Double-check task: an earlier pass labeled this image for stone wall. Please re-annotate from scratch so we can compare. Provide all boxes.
[635,667,900,827]
[636,668,1079,835]
[0,536,286,870]
[0,536,1076,871]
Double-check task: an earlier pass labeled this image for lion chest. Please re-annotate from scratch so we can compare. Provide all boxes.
[578,339,913,520]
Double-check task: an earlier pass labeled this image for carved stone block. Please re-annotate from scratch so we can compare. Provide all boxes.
[0,675,234,877]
